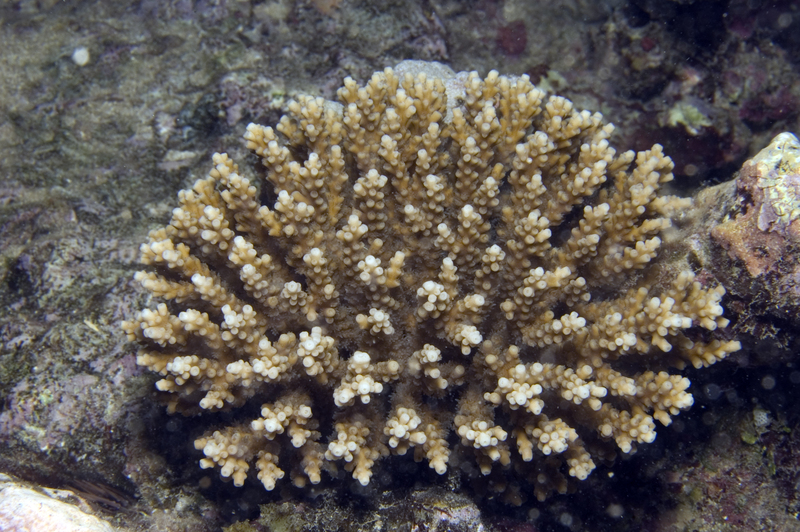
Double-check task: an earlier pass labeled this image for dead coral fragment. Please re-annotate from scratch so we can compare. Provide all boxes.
[123,63,739,500]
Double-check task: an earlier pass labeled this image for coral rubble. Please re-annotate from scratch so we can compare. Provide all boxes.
[122,62,740,500]
[692,132,800,352]
[711,132,800,278]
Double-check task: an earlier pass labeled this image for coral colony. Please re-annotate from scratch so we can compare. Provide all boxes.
[123,65,740,501]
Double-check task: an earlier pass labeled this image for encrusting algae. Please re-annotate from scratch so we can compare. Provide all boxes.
[122,61,740,501]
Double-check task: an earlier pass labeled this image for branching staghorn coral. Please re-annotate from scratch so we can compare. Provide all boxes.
[123,62,740,501]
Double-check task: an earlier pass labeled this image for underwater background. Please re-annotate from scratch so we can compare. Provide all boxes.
[1,0,800,531]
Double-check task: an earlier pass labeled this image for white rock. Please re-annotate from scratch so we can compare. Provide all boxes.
[71,47,90,66]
